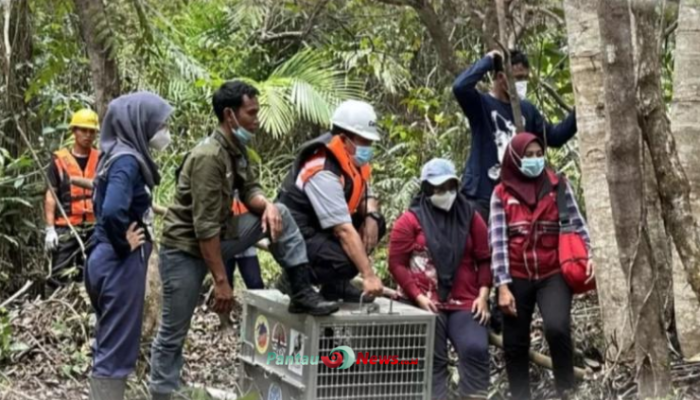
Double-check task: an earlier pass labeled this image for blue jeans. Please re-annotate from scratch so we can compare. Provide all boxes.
[85,241,153,378]
[433,310,490,400]
[149,204,307,394]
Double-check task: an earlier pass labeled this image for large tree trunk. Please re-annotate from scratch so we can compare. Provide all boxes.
[597,0,671,397]
[643,152,675,331]
[670,0,700,360]
[563,0,633,358]
[72,0,120,119]
[634,0,700,360]
[635,0,700,304]
[0,0,33,157]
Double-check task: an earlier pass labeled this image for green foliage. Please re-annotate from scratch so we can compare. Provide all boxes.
[21,0,596,292]
[0,309,12,363]
[0,148,44,289]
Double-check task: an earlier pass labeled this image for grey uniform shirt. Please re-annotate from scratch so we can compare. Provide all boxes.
[303,170,372,229]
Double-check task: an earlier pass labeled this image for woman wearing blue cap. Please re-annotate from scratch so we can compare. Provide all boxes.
[389,158,492,400]
[85,92,173,400]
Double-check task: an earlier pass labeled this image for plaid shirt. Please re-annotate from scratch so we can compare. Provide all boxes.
[489,180,591,287]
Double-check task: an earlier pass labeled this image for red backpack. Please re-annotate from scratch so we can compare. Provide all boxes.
[557,175,596,294]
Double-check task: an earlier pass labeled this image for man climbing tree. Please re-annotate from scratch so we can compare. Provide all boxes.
[452,50,578,219]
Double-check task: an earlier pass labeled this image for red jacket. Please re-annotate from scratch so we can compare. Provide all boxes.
[493,170,561,281]
[389,211,492,310]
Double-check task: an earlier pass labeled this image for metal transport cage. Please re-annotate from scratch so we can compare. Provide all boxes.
[237,290,436,400]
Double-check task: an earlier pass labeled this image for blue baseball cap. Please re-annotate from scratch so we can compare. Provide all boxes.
[420,158,459,186]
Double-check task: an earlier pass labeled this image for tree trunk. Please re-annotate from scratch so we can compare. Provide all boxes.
[375,0,460,76]
[72,0,120,119]
[563,0,633,358]
[0,0,33,158]
[631,3,675,331]
[635,0,700,304]
[598,0,671,397]
[670,0,700,360]
[642,151,674,328]
[413,0,459,76]
[634,0,700,359]
[141,244,162,341]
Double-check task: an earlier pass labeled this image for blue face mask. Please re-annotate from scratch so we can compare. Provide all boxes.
[519,157,545,178]
[229,110,255,146]
[234,127,254,146]
[354,145,374,166]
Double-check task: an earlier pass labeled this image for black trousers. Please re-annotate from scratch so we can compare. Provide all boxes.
[503,273,574,400]
[304,217,386,285]
[50,226,94,287]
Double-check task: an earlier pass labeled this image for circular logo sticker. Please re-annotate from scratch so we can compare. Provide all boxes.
[267,383,282,400]
[254,315,270,354]
[271,323,287,355]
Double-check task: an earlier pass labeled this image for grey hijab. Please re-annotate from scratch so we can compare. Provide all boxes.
[97,91,173,188]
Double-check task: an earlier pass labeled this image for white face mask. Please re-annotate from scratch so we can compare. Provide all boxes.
[430,190,457,211]
[515,81,528,100]
[149,128,171,151]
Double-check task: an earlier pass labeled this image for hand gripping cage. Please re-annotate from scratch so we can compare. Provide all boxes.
[237,290,436,400]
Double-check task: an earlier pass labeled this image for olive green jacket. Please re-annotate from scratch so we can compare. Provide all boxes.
[161,129,263,257]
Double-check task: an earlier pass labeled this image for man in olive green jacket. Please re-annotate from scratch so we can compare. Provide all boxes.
[148,81,338,400]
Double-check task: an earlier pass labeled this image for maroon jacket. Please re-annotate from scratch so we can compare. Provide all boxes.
[389,211,492,310]
[493,170,561,281]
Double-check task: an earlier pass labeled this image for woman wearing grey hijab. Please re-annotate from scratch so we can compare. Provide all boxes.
[85,92,173,400]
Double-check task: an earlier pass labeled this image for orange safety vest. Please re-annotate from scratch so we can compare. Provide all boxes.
[54,148,99,226]
[296,135,371,214]
[232,198,249,216]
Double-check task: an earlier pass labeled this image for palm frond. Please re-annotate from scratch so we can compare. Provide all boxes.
[254,49,363,136]
[226,0,266,32]
[258,82,296,138]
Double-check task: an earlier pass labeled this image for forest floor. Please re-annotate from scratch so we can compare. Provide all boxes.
[1,284,699,400]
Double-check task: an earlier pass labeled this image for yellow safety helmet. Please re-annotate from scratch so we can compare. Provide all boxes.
[69,109,100,131]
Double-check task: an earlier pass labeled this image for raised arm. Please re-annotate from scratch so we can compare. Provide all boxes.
[534,107,578,148]
[452,54,497,121]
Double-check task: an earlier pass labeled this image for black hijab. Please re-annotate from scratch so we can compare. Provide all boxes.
[409,183,475,302]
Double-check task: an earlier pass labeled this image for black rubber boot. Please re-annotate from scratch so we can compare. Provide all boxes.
[150,392,172,400]
[287,265,339,315]
[275,271,292,296]
[89,377,126,400]
[320,280,374,303]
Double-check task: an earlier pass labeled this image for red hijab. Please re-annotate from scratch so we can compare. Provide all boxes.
[500,132,549,208]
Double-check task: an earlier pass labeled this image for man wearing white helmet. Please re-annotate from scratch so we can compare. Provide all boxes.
[277,100,385,312]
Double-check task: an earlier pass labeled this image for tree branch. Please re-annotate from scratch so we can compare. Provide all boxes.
[664,20,678,39]
[525,5,565,26]
[535,77,573,113]
[496,0,524,132]
[260,31,304,43]
[376,0,460,76]
[2,0,11,69]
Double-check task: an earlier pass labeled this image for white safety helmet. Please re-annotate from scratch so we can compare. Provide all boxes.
[330,100,380,142]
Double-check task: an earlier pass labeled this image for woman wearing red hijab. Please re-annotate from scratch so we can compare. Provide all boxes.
[489,133,593,400]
